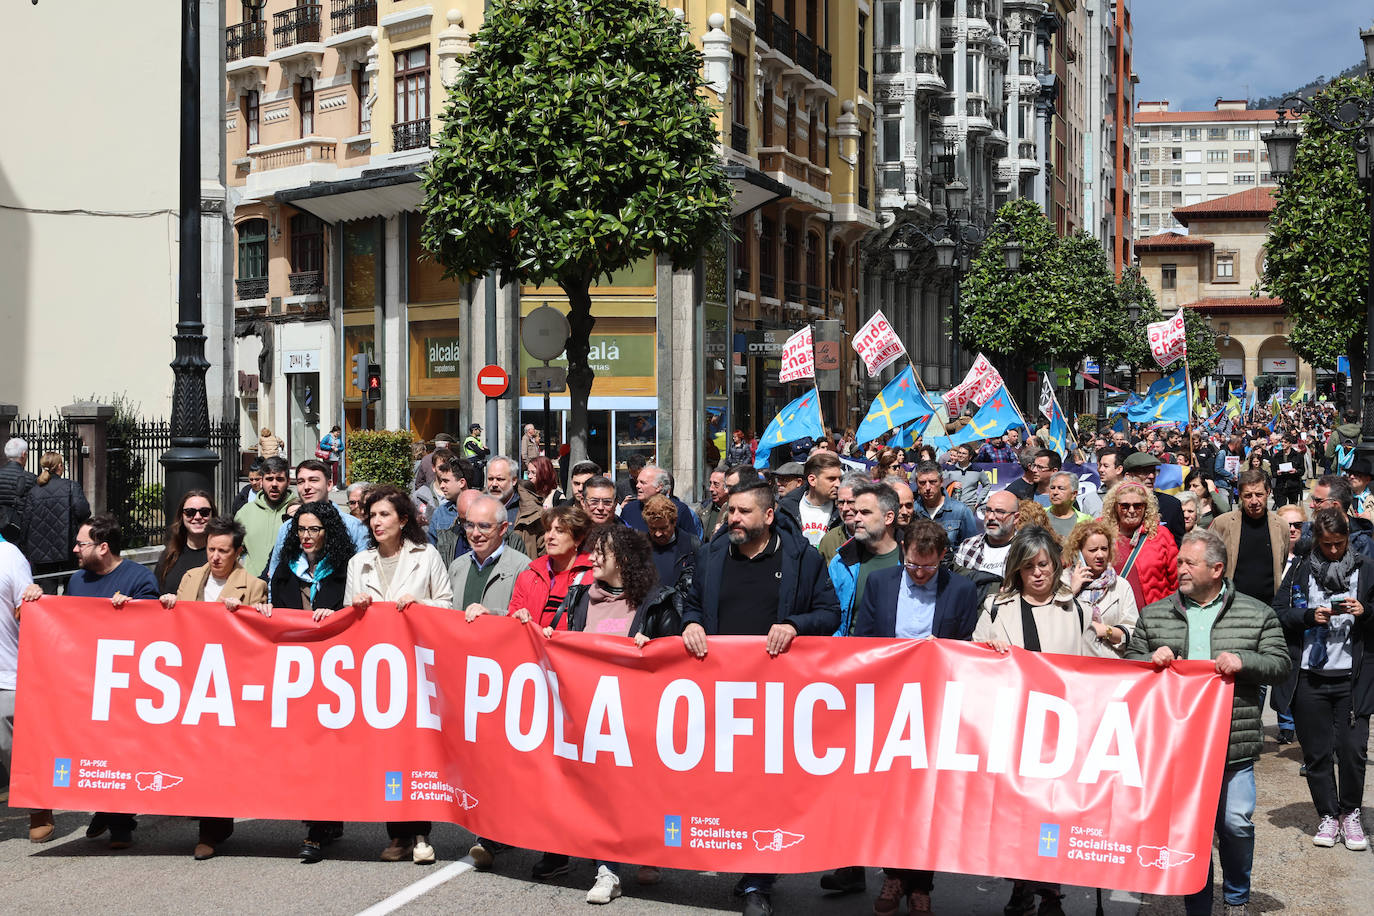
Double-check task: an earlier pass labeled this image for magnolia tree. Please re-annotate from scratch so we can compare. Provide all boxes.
[1263,76,1373,407]
[419,0,731,463]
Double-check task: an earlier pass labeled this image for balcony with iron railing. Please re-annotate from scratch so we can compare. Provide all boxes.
[226,20,266,61]
[783,279,801,304]
[805,284,823,308]
[771,14,793,58]
[817,47,831,84]
[393,119,431,151]
[795,32,815,74]
[730,122,749,154]
[235,276,268,300]
[273,3,322,50]
[330,0,376,34]
[859,66,868,92]
[755,1,772,46]
[289,270,324,296]
[759,273,777,298]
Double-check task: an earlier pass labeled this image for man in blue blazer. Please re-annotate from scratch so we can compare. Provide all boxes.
[850,517,979,915]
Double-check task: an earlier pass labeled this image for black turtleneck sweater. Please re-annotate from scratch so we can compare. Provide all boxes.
[1233,511,1274,604]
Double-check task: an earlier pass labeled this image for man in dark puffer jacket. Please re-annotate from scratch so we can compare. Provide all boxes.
[1128,528,1290,916]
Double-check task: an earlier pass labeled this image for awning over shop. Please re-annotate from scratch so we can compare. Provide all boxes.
[276,167,424,224]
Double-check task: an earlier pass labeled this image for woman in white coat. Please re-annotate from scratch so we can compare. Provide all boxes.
[1061,518,1139,658]
[346,484,453,865]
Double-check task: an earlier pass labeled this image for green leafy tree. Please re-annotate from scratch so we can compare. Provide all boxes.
[419,0,731,463]
[1263,76,1372,404]
[959,200,1118,393]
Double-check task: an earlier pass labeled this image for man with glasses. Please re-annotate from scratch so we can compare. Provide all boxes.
[264,460,369,578]
[1004,447,1051,502]
[447,493,529,617]
[952,490,1020,603]
[346,482,370,521]
[580,476,624,527]
[1309,475,1374,560]
[65,513,159,849]
[563,461,602,509]
[698,468,728,539]
[851,518,978,914]
[818,473,869,563]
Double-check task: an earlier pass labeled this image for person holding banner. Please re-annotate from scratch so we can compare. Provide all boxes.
[1128,529,1291,916]
[346,485,454,866]
[1103,482,1179,609]
[158,517,268,861]
[973,525,1097,916]
[680,479,840,916]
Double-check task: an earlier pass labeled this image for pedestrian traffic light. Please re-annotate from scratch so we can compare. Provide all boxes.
[352,352,369,394]
[366,363,382,402]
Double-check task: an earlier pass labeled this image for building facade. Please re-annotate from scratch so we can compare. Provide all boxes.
[1134,99,1280,239]
[1134,187,1318,397]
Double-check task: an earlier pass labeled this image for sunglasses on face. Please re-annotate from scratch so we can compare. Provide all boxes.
[182,507,212,519]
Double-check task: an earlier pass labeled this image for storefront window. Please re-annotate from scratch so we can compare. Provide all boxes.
[287,372,321,464]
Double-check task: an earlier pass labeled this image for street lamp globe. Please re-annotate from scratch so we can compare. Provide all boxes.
[944,179,969,214]
[1262,122,1301,180]
[890,237,912,272]
[934,237,957,270]
[1002,240,1023,272]
[243,0,266,9]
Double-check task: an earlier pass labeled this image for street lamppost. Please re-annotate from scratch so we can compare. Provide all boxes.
[1263,24,1374,457]
[159,0,223,516]
[887,179,1022,381]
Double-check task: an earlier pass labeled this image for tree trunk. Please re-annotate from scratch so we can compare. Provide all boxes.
[561,275,596,469]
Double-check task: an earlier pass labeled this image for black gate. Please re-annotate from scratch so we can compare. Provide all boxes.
[8,415,86,490]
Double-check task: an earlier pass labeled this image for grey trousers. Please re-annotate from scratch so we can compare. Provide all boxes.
[0,688,15,786]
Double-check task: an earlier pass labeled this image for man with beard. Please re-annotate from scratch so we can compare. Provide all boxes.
[681,479,840,916]
[827,481,903,639]
[952,489,1020,603]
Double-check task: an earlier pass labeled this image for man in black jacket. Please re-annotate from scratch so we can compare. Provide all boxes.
[681,479,840,916]
[0,438,37,542]
[776,451,843,548]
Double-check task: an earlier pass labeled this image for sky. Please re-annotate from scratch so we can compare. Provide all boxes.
[1131,0,1369,111]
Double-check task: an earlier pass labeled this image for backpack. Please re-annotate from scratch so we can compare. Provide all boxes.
[1336,441,1356,473]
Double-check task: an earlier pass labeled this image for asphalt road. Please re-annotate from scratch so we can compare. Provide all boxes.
[1,709,1367,915]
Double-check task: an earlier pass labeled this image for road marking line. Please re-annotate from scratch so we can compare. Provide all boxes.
[355,859,476,916]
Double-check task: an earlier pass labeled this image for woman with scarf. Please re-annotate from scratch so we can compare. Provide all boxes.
[1274,507,1373,851]
[260,500,351,862]
[1061,519,1138,657]
[974,525,1097,915]
[1102,481,1178,609]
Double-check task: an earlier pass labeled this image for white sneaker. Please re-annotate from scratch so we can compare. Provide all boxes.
[413,835,436,864]
[586,865,622,904]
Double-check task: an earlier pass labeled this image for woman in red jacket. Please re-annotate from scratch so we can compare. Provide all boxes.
[508,503,594,629]
[1102,481,1179,608]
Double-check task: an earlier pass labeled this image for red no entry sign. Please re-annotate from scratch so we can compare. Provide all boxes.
[477,365,509,398]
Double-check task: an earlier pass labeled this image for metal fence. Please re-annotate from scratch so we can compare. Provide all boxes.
[8,415,85,489]
[106,419,242,548]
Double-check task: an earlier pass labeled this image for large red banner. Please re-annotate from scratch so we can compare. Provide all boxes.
[11,598,1231,894]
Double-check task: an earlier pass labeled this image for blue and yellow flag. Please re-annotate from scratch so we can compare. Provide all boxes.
[1126,368,1189,424]
[754,388,825,468]
[948,384,1025,446]
[1044,398,1074,458]
[855,365,934,445]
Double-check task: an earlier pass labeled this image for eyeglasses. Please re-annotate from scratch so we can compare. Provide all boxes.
[298,525,325,536]
[984,508,1015,518]
[73,539,96,549]
[1287,521,1304,530]
[347,499,363,507]
[182,507,212,519]
[585,498,615,508]
[903,563,940,573]
[1118,503,1146,512]
[463,520,498,533]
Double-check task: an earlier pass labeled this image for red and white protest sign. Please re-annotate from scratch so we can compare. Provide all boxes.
[11,598,1231,894]
[779,325,815,383]
[944,353,1006,418]
[851,311,906,377]
[1147,311,1187,368]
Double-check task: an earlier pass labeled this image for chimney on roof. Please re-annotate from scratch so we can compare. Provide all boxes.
[1214,99,1248,111]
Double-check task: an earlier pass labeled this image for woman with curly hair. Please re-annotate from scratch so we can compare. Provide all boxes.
[1061,519,1138,658]
[154,489,216,593]
[1102,480,1178,608]
[541,523,680,903]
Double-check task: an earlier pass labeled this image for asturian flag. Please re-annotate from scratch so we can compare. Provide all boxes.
[754,388,825,468]
[1126,368,1190,424]
[947,384,1026,446]
[1043,397,1076,459]
[855,365,934,445]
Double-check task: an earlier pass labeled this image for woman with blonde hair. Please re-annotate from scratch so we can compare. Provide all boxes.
[18,451,90,592]
[256,426,285,459]
[1061,519,1138,657]
[1101,480,1178,608]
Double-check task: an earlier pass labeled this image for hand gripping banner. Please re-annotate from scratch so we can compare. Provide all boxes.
[12,599,1231,894]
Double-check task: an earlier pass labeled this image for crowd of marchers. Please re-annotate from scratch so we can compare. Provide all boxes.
[0,403,1368,916]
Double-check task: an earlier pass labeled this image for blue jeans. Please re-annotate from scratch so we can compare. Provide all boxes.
[740,874,776,895]
[1185,763,1255,915]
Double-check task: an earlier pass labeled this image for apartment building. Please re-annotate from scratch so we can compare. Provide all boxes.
[1133,99,1279,239]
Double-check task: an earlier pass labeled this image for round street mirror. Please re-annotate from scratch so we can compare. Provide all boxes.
[521,303,572,361]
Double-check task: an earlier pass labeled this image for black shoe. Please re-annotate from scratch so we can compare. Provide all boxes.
[819,866,866,894]
[1277,729,1295,745]
[1300,763,1309,777]
[108,827,134,850]
[299,840,324,864]
[732,875,751,898]
[531,852,570,879]
[742,890,774,916]
[86,813,109,839]
[1005,882,1037,916]
[1037,891,1066,916]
